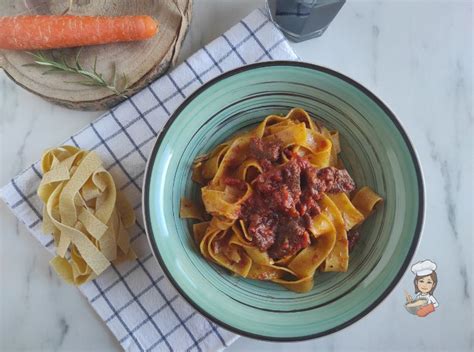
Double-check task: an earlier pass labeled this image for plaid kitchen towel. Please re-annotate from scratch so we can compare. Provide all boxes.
[0,8,298,352]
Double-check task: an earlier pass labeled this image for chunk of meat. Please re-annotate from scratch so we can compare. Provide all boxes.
[247,212,277,251]
[248,137,281,163]
[268,218,311,259]
[303,166,355,196]
[329,168,356,193]
[281,158,301,196]
[317,167,356,194]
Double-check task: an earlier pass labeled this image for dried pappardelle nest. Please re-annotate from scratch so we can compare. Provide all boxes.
[181,108,383,293]
[38,146,136,285]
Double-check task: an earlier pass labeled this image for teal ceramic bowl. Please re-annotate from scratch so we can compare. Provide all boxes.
[143,62,424,340]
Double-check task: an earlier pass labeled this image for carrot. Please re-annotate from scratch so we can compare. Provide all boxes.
[0,15,158,50]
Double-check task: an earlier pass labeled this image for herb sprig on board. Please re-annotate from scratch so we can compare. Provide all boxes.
[25,49,128,97]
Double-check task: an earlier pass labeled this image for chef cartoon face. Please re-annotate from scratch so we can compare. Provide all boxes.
[404,259,439,317]
[415,272,437,294]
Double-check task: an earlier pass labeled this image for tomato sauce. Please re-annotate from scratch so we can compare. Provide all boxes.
[240,137,355,260]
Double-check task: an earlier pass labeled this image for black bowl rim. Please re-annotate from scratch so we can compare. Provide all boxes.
[142,61,425,342]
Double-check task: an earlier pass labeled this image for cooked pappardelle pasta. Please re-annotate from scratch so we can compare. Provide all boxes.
[181,108,382,293]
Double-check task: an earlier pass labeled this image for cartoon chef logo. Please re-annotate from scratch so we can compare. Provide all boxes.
[404,259,439,317]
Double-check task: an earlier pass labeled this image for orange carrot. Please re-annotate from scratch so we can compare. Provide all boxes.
[0,15,158,50]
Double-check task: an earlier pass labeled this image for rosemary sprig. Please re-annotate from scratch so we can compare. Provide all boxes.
[25,49,128,97]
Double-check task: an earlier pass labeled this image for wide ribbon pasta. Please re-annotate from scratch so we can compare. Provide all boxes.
[38,146,136,285]
[181,108,382,292]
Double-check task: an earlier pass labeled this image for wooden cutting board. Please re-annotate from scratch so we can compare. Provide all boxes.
[0,0,192,110]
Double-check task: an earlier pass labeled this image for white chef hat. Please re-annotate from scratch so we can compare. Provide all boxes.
[411,260,437,276]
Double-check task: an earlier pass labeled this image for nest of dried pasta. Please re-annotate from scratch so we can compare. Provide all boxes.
[38,146,136,285]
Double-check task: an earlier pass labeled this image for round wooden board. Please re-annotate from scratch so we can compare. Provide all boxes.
[0,0,192,110]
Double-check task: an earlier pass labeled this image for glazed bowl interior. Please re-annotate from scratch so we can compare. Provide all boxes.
[143,62,423,340]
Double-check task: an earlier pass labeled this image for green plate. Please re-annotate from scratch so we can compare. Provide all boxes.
[143,62,424,340]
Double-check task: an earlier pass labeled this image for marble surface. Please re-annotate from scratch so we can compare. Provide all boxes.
[0,0,472,351]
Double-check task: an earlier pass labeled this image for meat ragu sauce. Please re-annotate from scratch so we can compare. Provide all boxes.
[236,137,355,260]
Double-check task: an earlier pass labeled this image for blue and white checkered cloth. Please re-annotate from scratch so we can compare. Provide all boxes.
[0,9,298,352]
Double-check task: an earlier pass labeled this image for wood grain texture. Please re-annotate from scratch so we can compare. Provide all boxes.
[0,0,192,110]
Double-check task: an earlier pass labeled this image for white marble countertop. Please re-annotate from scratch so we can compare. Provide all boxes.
[1,1,472,351]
